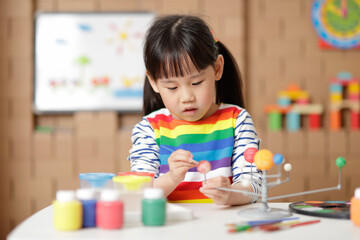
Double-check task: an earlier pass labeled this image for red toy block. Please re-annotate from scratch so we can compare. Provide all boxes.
[351,111,360,130]
[309,113,321,130]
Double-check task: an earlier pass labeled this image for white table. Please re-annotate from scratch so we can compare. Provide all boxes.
[7,202,360,240]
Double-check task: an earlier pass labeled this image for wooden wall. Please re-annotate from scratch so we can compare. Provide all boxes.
[0,0,359,238]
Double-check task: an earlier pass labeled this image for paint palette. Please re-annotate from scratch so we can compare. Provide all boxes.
[289,201,350,219]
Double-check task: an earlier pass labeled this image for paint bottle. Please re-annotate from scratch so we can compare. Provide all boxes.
[76,188,97,228]
[351,187,360,226]
[53,190,82,231]
[96,189,123,229]
[142,188,166,226]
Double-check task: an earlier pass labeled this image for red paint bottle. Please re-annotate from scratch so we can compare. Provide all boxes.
[96,189,123,229]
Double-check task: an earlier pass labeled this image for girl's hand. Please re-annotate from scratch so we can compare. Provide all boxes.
[199,176,231,205]
[168,149,198,183]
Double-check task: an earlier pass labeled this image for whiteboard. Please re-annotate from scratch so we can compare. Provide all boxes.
[34,12,155,113]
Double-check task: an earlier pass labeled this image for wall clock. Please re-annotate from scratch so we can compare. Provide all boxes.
[312,0,360,49]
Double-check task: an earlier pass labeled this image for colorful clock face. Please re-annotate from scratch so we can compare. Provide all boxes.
[312,0,360,49]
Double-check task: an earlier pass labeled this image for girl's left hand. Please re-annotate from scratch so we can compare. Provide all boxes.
[199,176,231,205]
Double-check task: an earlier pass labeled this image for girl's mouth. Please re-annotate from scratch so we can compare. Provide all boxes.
[183,107,197,114]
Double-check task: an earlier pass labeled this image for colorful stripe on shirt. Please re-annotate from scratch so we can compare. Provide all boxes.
[147,106,241,203]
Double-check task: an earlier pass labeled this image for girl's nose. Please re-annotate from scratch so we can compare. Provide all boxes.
[180,87,195,103]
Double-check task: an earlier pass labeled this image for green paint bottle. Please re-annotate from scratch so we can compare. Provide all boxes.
[142,188,166,226]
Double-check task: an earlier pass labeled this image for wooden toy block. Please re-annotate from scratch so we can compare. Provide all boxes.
[309,113,321,130]
[292,104,323,114]
[351,112,360,130]
[268,111,282,131]
[286,111,300,131]
[330,93,342,102]
[265,83,324,132]
[330,111,341,131]
[348,82,360,94]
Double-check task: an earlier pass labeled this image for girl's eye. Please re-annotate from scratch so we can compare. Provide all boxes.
[167,86,177,90]
[192,80,203,86]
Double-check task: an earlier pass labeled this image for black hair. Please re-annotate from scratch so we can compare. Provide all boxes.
[143,14,245,115]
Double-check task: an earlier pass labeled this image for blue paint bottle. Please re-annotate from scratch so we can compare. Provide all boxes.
[76,188,97,228]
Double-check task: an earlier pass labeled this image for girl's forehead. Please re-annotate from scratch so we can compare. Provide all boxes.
[159,70,205,82]
[160,54,201,78]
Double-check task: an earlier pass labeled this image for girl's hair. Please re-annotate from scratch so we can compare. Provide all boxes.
[143,14,245,115]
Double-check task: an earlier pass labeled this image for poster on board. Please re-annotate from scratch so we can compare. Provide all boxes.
[34,12,155,113]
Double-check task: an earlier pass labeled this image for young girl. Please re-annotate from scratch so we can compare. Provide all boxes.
[128,14,261,205]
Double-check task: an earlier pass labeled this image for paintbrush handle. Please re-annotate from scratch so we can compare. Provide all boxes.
[290,220,320,228]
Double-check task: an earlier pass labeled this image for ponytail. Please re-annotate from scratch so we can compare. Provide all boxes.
[216,41,245,108]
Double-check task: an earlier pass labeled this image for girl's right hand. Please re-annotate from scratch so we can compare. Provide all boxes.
[168,149,198,183]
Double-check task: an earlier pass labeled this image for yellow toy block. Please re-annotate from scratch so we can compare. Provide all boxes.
[348,82,360,94]
[330,93,342,102]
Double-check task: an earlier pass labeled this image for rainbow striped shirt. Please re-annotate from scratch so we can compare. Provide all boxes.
[129,104,261,203]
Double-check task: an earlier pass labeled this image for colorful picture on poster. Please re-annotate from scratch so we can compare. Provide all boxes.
[311,0,360,49]
[34,12,155,113]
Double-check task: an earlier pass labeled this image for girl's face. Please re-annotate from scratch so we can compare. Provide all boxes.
[148,55,224,122]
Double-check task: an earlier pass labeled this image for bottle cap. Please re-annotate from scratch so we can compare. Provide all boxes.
[100,189,120,201]
[355,187,360,198]
[56,190,76,202]
[76,188,96,200]
[113,175,152,191]
[143,188,164,199]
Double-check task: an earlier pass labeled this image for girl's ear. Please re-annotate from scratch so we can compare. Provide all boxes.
[146,72,159,93]
[214,54,224,81]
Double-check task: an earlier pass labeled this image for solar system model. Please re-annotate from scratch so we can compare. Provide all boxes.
[216,148,346,220]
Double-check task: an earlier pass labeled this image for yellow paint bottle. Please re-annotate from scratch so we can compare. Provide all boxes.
[53,190,82,231]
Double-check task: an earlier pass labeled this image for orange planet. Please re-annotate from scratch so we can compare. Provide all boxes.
[254,149,274,171]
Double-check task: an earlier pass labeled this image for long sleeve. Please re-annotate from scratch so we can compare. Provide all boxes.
[128,118,161,177]
[232,109,262,202]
